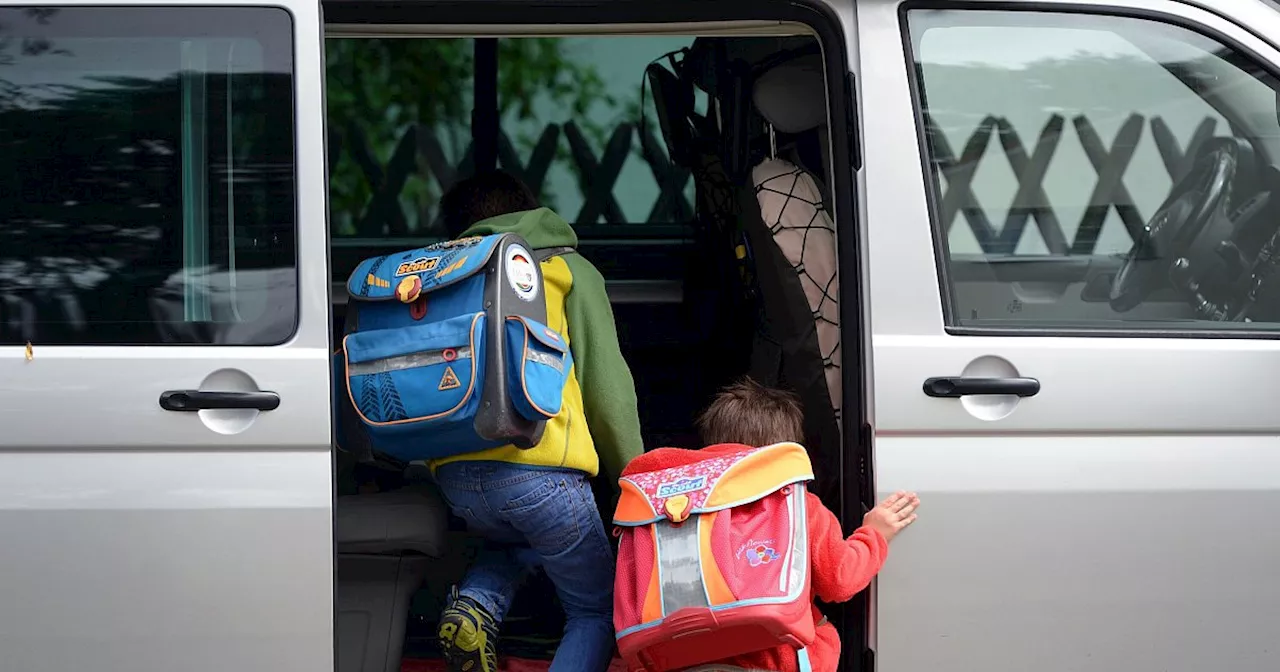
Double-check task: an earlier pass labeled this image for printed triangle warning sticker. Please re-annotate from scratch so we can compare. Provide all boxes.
[438,366,461,391]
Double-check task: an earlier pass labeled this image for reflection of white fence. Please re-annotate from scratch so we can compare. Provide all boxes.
[928,112,1219,255]
[329,119,692,236]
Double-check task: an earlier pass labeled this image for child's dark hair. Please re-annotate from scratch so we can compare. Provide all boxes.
[696,377,805,447]
[439,169,539,238]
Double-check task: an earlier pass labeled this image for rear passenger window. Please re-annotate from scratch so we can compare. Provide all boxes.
[326,36,696,282]
[494,37,696,232]
[0,7,295,345]
[907,9,1280,332]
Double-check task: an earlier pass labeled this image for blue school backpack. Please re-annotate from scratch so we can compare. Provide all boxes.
[333,234,575,464]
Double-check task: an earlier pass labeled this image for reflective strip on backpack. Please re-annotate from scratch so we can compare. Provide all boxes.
[654,517,710,612]
[785,487,808,596]
[652,486,809,617]
[347,346,473,376]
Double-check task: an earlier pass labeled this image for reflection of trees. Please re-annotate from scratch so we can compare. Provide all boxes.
[326,38,622,236]
[920,52,1256,130]
[0,8,70,108]
[0,70,293,343]
[923,54,1206,125]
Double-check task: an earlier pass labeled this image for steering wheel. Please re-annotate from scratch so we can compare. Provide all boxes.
[1110,139,1239,312]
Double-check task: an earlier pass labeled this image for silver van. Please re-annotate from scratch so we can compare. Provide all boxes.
[2,0,1279,671]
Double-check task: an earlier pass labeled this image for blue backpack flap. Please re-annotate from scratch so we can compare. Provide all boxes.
[505,315,573,422]
[337,233,573,463]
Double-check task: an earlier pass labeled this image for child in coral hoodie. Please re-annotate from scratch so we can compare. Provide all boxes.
[620,378,919,672]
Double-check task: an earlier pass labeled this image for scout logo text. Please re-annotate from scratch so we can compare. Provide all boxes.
[395,256,440,276]
[657,475,707,498]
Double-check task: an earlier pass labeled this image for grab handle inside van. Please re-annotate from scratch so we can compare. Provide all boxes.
[922,377,1040,398]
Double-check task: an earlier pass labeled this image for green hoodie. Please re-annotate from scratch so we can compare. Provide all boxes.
[431,207,643,485]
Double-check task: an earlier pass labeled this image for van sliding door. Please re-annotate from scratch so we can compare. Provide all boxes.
[0,2,333,671]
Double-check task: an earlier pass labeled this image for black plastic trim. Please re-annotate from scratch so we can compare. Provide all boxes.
[327,0,841,27]
[899,0,1280,340]
[847,70,863,170]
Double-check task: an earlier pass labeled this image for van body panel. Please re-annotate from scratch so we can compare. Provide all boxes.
[8,0,1280,668]
[0,1,334,671]
[860,0,1280,670]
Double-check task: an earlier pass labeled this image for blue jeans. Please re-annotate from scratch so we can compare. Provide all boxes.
[434,461,616,672]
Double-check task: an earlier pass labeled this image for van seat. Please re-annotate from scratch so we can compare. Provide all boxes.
[336,488,447,672]
[336,488,448,555]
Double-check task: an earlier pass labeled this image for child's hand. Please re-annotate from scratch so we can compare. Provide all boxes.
[863,491,920,542]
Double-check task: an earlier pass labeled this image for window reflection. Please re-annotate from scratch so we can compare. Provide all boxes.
[0,7,296,345]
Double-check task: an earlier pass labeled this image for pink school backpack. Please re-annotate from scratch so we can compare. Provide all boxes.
[612,442,816,671]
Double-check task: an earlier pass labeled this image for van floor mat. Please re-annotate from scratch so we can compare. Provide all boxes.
[401,658,629,671]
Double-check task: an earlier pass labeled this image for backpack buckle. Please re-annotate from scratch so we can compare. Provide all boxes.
[664,494,691,523]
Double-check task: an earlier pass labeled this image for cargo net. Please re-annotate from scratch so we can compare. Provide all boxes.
[752,158,842,424]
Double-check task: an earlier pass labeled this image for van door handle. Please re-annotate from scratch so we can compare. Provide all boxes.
[922,377,1040,398]
[159,390,281,412]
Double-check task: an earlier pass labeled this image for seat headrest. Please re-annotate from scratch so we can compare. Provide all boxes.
[753,54,826,134]
[687,37,817,97]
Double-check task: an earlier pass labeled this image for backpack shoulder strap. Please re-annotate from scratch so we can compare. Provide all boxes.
[535,246,575,262]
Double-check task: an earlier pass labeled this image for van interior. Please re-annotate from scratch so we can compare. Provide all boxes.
[325,19,863,672]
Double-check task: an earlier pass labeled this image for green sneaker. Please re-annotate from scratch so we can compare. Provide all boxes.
[437,588,499,672]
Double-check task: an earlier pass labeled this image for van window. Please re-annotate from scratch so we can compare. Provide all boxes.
[0,7,296,346]
[326,36,696,279]
[495,36,696,233]
[906,9,1280,331]
[326,37,475,242]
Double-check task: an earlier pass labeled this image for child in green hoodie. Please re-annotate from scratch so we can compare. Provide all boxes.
[430,170,644,672]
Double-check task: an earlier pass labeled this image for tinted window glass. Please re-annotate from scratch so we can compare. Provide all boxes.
[908,10,1280,331]
[496,36,696,234]
[326,37,474,242]
[0,7,295,345]
[325,36,696,245]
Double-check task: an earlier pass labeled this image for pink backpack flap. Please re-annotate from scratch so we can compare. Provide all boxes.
[613,442,817,672]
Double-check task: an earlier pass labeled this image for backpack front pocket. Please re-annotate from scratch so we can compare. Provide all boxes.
[343,312,486,427]
[504,316,572,422]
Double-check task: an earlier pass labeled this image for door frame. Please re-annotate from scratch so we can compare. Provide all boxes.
[320,0,870,667]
